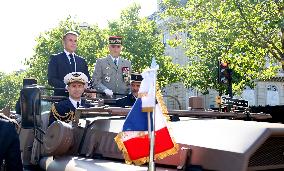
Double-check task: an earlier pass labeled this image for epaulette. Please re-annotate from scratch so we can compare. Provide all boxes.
[51,103,75,123]
[51,52,63,56]
[0,113,20,129]
[0,113,12,121]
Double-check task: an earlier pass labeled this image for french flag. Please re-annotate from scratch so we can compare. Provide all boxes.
[115,65,178,165]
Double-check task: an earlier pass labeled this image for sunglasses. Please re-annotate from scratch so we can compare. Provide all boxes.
[110,45,121,48]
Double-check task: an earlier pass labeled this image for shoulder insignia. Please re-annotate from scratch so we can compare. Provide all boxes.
[0,113,20,130]
[51,103,75,122]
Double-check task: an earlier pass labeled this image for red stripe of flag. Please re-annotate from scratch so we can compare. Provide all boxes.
[123,127,174,161]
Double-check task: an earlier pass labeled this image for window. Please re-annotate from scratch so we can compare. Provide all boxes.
[267,85,279,106]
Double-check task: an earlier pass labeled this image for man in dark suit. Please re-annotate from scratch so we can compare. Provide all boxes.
[0,114,23,171]
[48,31,90,97]
[116,73,143,108]
[92,36,131,98]
[49,72,91,125]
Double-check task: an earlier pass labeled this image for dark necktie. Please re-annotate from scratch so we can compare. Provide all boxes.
[69,54,75,71]
[77,102,80,108]
[114,59,117,66]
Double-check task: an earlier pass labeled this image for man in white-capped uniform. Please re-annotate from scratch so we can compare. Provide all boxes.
[48,72,90,125]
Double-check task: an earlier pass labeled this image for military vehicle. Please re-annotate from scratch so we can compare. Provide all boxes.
[17,85,284,171]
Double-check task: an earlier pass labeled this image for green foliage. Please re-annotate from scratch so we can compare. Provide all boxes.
[162,0,284,94]
[1,4,184,107]
[0,71,26,109]
[76,26,108,72]
[25,17,107,85]
[108,3,183,87]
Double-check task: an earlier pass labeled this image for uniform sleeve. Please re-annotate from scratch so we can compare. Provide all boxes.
[129,60,132,75]
[50,101,76,125]
[127,60,132,94]
[92,59,108,92]
[116,96,127,108]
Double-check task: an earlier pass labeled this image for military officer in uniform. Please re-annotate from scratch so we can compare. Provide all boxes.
[92,36,131,98]
[49,72,90,125]
[0,114,23,171]
[116,73,143,108]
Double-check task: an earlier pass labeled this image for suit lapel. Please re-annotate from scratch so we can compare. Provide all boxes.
[118,58,124,69]
[117,58,121,69]
[73,55,80,71]
[107,55,118,71]
[67,99,76,111]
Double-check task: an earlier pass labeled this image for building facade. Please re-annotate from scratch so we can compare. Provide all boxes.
[155,0,284,110]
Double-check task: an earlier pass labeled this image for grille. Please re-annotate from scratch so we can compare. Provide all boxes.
[249,137,284,167]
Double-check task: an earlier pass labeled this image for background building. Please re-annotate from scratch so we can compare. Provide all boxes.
[154,0,284,110]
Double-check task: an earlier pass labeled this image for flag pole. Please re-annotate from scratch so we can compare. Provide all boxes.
[148,67,157,171]
[147,111,155,171]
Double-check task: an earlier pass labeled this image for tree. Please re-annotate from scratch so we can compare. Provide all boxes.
[0,71,26,109]
[0,18,107,109]
[162,0,284,94]
[25,17,107,87]
[27,8,183,88]
[108,3,184,87]
[0,4,186,108]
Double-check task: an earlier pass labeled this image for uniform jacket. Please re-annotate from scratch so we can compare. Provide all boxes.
[92,55,131,98]
[48,99,91,126]
[48,52,90,96]
[116,93,136,108]
[0,117,23,171]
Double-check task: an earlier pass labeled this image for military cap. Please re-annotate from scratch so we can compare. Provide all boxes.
[63,72,88,85]
[109,36,122,45]
[63,31,79,39]
[131,73,143,83]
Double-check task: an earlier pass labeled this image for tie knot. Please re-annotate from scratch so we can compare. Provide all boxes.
[77,102,80,108]
[114,59,117,66]
[69,54,74,59]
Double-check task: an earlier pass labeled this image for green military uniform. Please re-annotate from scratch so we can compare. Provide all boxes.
[92,55,131,98]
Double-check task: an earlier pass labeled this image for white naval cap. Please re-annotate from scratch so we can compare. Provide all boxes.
[64,72,88,85]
